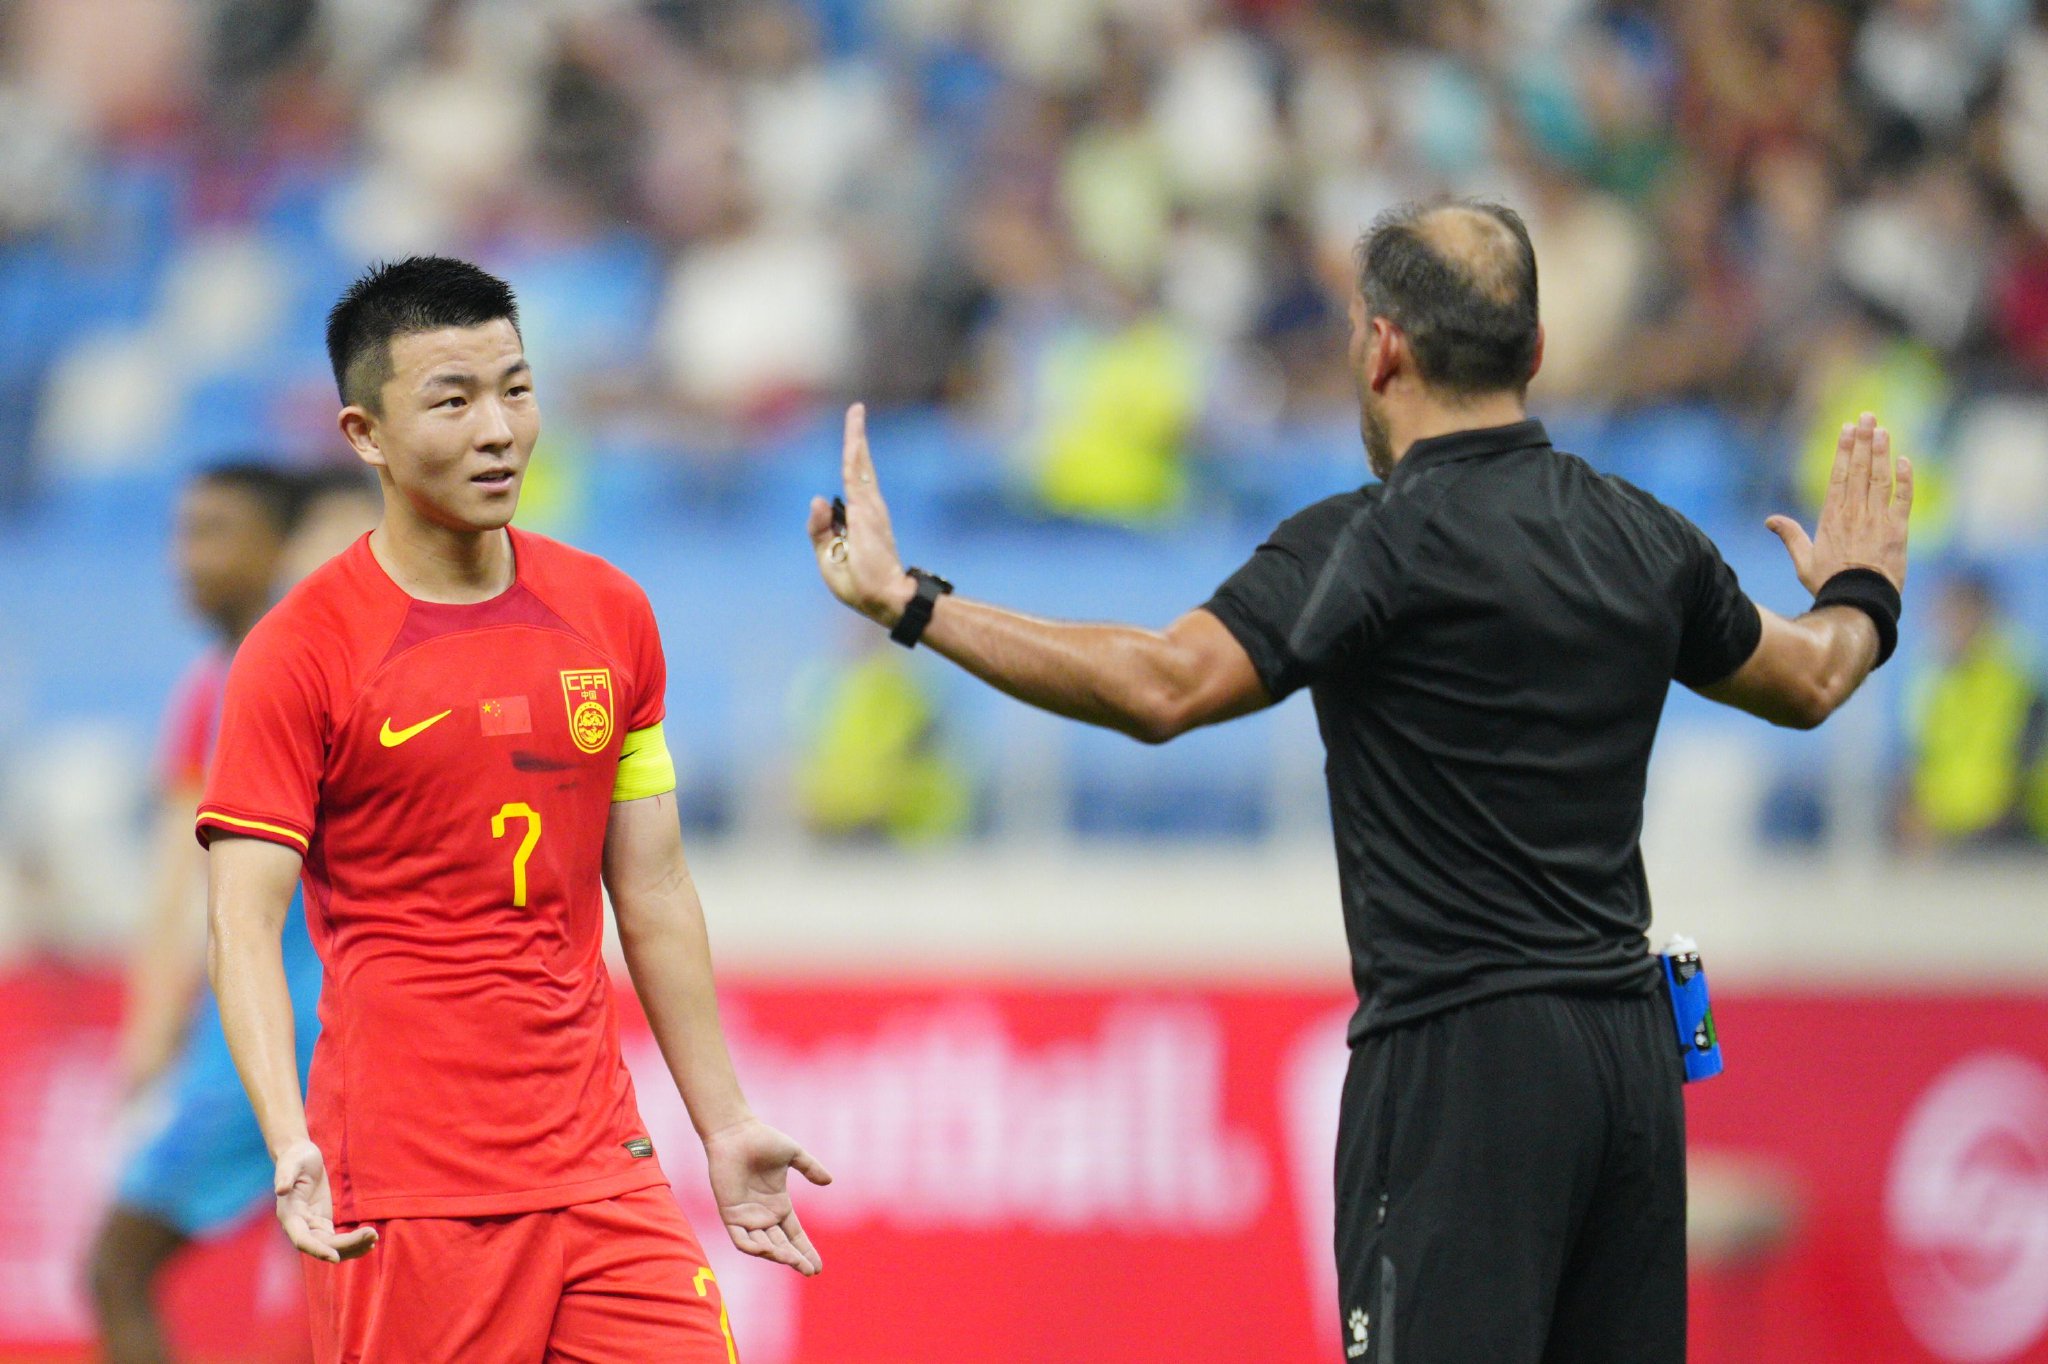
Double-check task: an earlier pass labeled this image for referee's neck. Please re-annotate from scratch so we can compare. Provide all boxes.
[1387,390,1530,467]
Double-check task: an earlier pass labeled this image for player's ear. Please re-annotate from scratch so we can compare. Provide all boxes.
[1527,324,1545,386]
[338,406,385,470]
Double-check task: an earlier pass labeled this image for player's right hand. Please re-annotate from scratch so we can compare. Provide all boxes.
[1765,411,1912,594]
[273,1139,378,1263]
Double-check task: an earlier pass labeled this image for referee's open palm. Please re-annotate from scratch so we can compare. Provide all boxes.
[273,1139,378,1262]
[1766,412,1913,593]
[704,1116,833,1276]
[807,402,907,622]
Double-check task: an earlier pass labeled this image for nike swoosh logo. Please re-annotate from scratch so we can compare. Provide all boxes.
[379,709,453,747]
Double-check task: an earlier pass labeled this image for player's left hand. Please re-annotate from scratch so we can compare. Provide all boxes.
[808,402,915,627]
[703,1116,832,1276]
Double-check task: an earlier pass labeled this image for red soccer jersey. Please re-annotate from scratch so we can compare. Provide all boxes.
[198,529,672,1221]
[159,651,228,790]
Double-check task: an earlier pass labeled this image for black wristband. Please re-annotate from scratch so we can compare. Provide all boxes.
[1813,567,1901,668]
[890,569,954,648]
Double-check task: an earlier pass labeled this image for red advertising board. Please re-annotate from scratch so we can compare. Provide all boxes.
[1684,993,2048,1364]
[2,967,2045,1364]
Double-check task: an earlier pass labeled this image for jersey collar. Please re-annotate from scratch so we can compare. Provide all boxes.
[355,525,524,607]
[1392,419,1551,478]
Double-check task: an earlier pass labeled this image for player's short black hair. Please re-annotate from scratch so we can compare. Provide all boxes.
[325,256,521,411]
[295,463,381,505]
[1355,200,1540,398]
[191,460,302,536]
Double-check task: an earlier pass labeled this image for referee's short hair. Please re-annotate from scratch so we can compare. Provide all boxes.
[1356,200,1541,398]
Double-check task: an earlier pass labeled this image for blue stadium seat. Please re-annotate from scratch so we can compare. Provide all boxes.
[7,404,2043,839]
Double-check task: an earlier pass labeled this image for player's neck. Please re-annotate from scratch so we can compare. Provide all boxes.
[215,602,265,651]
[368,516,515,605]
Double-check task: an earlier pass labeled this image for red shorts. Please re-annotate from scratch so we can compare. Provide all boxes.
[303,1184,736,1363]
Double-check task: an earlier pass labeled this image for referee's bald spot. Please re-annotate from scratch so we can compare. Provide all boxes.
[1412,206,1525,304]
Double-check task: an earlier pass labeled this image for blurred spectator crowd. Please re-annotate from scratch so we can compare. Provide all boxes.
[4,0,2048,517]
[3,0,2048,853]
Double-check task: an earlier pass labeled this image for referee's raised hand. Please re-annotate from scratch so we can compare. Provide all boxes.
[807,402,914,625]
[1765,412,1913,594]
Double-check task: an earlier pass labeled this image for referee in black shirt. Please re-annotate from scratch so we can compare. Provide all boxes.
[808,199,1912,1361]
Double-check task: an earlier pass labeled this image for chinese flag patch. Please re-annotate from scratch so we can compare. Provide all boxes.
[478,695,532,737]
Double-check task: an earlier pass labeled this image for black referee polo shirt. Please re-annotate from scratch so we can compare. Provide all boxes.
[1205,420,1762,1041]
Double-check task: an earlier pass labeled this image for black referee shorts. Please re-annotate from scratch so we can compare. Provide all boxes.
[1333,989,1686,1363]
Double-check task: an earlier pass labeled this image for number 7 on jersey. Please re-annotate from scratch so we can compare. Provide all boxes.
[490,802,542,907]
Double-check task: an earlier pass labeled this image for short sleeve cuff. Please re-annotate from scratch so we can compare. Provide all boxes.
[196,807,312,853]
[1200,596,1301,701]
[1673,593,1765,688]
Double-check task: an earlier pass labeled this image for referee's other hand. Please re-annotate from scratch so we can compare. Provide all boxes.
[1765,412,1912,594]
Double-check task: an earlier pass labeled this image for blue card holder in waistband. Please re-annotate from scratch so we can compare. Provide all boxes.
[1659,934,1724,1083]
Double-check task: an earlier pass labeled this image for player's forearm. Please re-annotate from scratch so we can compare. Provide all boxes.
[206,839,311,1156]
[209,922,309,1154]
[912,595,1199,743]
[120,945,203,1089]
[614,881,754,1141]
[119,802,209,1083]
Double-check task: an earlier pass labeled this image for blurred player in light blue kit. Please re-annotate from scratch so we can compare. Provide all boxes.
[87,464,379,1364]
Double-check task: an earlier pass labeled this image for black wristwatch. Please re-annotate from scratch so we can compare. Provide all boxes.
[890,568,954,648]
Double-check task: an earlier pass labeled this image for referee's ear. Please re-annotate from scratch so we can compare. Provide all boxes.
[1526,324,1546,388]
[1368,317,1403,394]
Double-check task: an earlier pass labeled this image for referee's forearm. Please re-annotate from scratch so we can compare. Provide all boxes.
[1799,604,1882,718]
[918,597,1185,742]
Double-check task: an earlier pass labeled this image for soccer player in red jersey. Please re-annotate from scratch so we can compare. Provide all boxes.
[201,257,828,1361]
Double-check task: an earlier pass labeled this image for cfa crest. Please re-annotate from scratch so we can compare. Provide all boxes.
[559,669,615,754]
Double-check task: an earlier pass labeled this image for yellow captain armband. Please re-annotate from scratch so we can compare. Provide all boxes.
[613,722,678,802]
